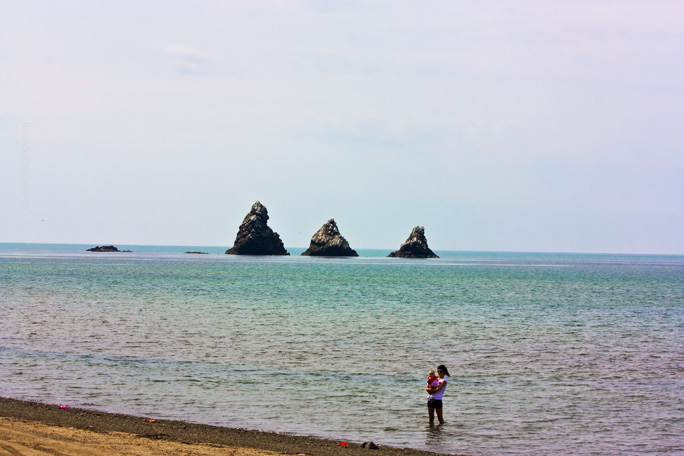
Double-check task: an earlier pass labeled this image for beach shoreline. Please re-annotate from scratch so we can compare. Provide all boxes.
[0,397,466,456]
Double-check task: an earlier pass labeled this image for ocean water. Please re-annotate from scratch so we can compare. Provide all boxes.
[1,243,683,456]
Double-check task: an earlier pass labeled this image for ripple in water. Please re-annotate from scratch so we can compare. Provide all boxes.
[1,247,682,455]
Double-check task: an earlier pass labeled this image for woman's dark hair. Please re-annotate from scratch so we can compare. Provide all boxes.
[437,365,450,376]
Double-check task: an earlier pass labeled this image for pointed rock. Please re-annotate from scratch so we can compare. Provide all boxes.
[388,226,439,258]
[225,201,289,255]
[301,219,358,256]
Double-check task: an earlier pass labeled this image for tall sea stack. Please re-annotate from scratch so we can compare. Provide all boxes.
[388,226,439,258]
[225,201,289,255]
[302,219,358,257]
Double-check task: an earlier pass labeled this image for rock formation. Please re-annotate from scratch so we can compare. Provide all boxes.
[301,219,358,256]
[388,226,439,258]
[86,245,131,252]
[225,201,289,255]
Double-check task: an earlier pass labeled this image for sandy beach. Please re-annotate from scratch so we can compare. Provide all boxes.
[0,398,462,456]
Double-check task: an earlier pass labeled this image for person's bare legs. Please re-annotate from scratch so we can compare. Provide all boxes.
[428,406,435,425]
[436,407,445,425]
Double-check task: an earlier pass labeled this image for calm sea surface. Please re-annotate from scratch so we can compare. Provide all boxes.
[1,244,683,455]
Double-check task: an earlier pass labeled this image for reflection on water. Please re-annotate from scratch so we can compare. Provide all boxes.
[425,423,445,445]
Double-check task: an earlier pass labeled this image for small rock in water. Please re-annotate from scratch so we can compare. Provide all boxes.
[301,219,358,256]
[87,245,130,252]
[387,226,438,258]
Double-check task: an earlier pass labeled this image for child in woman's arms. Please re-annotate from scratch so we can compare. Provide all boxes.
[427,370,440,389]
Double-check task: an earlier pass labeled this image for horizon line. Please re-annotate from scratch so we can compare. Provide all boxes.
[1,241,682,257]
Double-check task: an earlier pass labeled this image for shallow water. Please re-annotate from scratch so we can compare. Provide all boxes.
[1,244,683,455]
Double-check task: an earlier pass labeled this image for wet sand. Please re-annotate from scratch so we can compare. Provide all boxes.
[0,398,464,456]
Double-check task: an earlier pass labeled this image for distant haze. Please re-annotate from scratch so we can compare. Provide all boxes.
[1,1,682,254]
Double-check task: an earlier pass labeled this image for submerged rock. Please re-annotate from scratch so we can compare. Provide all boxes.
[225,201,289,255]
[388,226,438,258]
[302,219,358,257]
[87,245,131,252]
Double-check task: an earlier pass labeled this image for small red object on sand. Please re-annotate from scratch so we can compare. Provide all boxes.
[59,405,68,410]
[146,418,156,422]
[339,442,348,447]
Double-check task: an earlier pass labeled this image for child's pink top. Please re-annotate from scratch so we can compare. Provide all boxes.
[427,377,440,388]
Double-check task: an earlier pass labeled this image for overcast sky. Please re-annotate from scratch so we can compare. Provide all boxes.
[1,1,682,254]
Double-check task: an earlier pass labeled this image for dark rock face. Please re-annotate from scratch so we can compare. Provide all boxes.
[302,219,358,257]
[225,201,289,255]
[87,245,131,252]
[388,226,439,258]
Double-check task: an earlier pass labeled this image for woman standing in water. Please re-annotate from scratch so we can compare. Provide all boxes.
[426,365,450,425]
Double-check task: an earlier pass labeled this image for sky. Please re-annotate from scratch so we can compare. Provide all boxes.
[1,1,683,254]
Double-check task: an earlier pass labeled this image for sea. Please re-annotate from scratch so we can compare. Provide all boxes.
[1,243,682,456]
